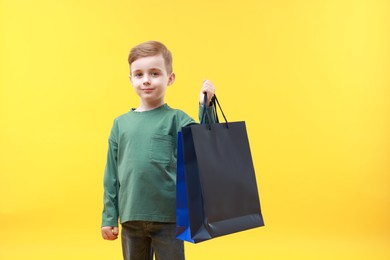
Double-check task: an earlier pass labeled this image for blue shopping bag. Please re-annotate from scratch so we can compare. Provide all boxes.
[176,131,196,243]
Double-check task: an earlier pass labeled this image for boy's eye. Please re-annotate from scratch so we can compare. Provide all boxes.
[151,72,159,77]
[134,73,143,77]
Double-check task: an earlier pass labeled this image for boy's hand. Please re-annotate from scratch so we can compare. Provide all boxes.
[101,226,119,240]
[199,79,216,106]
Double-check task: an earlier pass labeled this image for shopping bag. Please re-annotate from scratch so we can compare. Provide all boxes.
[176,95,264,243]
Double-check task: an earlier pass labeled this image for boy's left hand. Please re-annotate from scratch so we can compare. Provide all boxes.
[199,79,216,106]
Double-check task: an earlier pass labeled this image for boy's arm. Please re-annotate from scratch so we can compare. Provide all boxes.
[101,121,120,240]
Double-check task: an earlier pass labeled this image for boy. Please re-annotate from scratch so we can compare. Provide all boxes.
[101,40,216,260]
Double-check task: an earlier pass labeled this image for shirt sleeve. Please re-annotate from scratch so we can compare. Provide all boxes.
[198,103,217,124]
[101,119,120,227]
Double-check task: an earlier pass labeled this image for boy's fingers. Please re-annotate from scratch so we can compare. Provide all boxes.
[112,227,119,236]
[200,79,216,105]
[202,81,215,92]
[102,230,111,240]
[202,79,210,87]
[104,232,116,240]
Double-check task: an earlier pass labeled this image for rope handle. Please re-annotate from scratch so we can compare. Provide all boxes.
[200,93,229,129]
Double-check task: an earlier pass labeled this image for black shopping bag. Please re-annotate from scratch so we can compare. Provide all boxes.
[176,95,264,243]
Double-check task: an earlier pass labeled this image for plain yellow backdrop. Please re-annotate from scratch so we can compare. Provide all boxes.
[1,0,389,259]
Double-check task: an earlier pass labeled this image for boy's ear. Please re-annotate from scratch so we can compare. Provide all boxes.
[168,72,175,86]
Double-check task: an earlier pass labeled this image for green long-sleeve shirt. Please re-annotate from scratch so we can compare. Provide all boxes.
[102,103,214,227]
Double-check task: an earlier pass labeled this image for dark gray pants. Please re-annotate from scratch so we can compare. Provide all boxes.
[121,221,185,260]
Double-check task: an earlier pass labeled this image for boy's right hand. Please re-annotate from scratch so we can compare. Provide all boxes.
[199,79,216,106]
[101,226,119,240]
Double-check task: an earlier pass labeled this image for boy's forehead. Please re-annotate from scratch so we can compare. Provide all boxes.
[130,54,166,71]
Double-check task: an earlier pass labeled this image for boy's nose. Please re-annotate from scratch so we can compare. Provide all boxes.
[143,75,151,85]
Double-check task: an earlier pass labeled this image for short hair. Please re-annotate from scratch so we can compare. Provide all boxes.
[128,41,173,74]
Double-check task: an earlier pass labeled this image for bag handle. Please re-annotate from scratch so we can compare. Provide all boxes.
[201,93,229,129]
[200,93,211,126]
[212,95,228,125]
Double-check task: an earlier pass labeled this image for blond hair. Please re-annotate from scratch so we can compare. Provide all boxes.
[128,41,173,74]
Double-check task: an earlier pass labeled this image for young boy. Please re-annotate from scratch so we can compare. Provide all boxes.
[101,40,216,260]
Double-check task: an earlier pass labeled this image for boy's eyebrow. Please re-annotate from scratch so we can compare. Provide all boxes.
[147,67,163,71]
[131,67,163,73]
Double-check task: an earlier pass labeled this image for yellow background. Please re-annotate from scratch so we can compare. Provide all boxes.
[1,0,389,259]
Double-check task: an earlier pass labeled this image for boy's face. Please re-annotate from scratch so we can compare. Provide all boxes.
[130,54,175,106]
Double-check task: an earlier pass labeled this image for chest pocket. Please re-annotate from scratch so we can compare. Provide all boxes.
[149,134,174,164]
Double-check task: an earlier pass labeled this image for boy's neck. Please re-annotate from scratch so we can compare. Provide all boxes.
[135,100,165,112]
